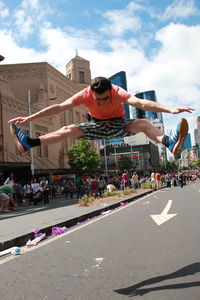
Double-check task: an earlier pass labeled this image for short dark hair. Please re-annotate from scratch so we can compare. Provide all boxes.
[90,77,112,94]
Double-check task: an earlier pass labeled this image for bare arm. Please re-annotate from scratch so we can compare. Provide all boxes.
[8,98,76,124]
[127,95,194,114]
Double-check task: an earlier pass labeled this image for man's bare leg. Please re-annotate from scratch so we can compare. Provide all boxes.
[37,125,84,145]
[125,119,164,143]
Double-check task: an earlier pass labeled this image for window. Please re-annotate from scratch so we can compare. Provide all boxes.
[43,144,48,158]
[68,109,74,124]
[79,71,85,83]
[76,112,80,123]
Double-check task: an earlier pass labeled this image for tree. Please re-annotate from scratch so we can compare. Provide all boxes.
[68,140,100,173]
[160,160,178,173]
[192,158,200,168]
[118,156,133,173]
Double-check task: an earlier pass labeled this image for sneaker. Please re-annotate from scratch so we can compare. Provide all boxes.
[9,124,31,152]
[168,118,188,156]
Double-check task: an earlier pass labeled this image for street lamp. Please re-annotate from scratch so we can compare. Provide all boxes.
[103,139,108,177]
[27,90,57,177]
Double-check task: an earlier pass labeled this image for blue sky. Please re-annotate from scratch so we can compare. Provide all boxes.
[0,0,199,146]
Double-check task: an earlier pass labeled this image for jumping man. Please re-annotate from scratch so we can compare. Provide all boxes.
[8,77,194,156]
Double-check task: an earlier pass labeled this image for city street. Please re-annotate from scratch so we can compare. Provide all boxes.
[0,182,200,300]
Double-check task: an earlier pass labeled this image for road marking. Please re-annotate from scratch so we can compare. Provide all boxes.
[150,200,177,226]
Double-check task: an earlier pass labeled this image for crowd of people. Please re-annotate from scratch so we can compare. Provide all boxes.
[0,170,198,213]
[0,173,51,212]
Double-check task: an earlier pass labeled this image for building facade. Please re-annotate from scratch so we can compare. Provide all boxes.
[194,116,200,158]
[0,55,91,177]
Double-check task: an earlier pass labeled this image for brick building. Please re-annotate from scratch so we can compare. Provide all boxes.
[0,55,91,178]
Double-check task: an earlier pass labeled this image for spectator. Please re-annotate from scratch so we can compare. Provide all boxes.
[14,182,24,204]
[75,176,84,198]
[131,172,139,189]
[64,181,76,199]
[150,171,156,190]
[155,171,161,190]
[107,183,116,192]
[31,178,41,205]
[178,172,184,188]
[91,176,98,196]
[98,176,105,196]
[40,177,50,204]
[23,182,33,205]
[122,170,130,190]
[0,184,17,212]
[4,172,14,185]
[165,173,171,188]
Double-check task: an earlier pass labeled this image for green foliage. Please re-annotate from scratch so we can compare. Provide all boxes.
[102,191,117,197]
[79,194,95,206]
[68,140,100,172]
[141,182,152,189]
[160,160,178,172]
[118,156,133,172]
[192,158,200,167]
[121,188,136,195]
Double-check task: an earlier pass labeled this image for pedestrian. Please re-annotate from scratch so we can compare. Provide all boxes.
[40,177,50,204]
[122,170,130,190]
[9,77,194,157]
[178,172,184,188]
[23,182,33,205]
[4,172,14,185]
[165,173,171,188]
[131,172,139,189]
[64,181,75,199]
[155,171,161,190]
[14,181,24,205]
[31,178,41,205]
[151,171,156,190]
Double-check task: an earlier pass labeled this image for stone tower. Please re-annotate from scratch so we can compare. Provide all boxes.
[66,51,91,84]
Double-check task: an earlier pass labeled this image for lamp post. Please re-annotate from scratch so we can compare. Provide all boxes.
[103,139,108,177]
[27,90,57,177]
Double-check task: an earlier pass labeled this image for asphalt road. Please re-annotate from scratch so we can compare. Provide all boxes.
[0,182,200,300]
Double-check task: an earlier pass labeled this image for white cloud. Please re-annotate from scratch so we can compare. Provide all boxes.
[0,1,9,17]
[161,0,200,20]
[12,0,53,39]
[0,30,43,63]
[100,1,142,36]
[0,1,199,145]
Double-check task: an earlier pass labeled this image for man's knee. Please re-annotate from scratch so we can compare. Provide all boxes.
[127,119,151,133]
[59,125,84,138]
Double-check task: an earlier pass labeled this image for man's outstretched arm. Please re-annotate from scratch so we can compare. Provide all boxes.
[8,97,76,125]
[127,95,194,114]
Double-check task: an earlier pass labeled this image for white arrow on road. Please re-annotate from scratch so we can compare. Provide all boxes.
[150,200,177,226]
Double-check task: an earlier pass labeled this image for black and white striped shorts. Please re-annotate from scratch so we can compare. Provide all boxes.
[76,118,135,140]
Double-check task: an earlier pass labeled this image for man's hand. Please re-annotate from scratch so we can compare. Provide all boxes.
[8,116,29,124]
[170,107,195,114]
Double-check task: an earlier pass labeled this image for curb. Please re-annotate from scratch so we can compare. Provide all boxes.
[0,189,153,252]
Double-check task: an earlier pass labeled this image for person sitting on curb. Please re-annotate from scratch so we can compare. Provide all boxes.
[0,184,17,213]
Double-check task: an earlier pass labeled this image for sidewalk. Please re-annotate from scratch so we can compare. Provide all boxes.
[0,189,153,251]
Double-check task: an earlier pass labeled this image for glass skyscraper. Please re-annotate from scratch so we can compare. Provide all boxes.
[130,90,163,124]
[109,71,130,120]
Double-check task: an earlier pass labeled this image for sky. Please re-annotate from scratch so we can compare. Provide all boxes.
[0,0,199,147]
